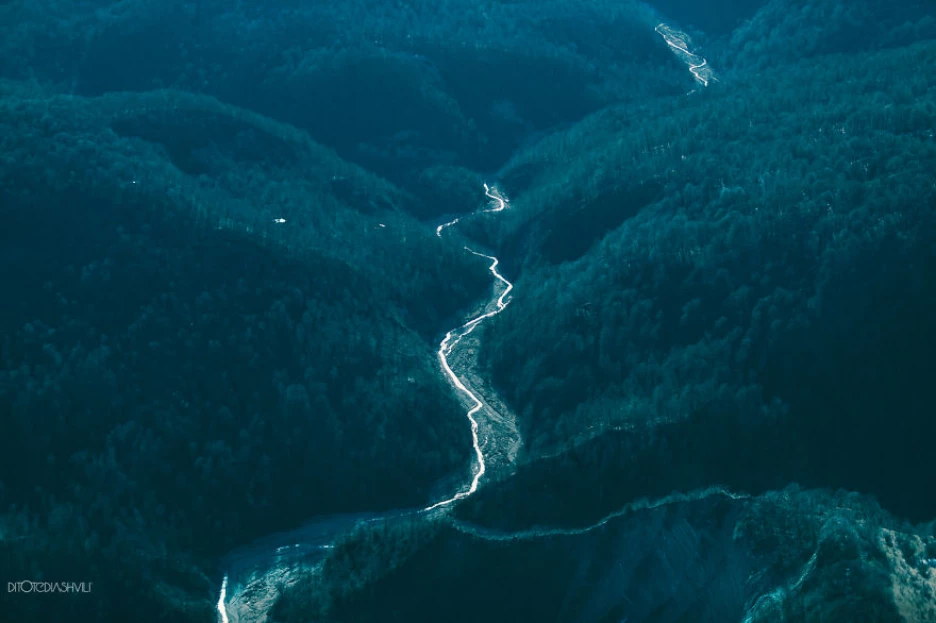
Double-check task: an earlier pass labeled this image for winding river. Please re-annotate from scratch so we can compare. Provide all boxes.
[426,183,514,509]
[217,184,516,623]
[655,23,717,87]
[215,18,723,617]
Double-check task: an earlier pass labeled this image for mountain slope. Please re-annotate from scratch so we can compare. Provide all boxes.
[0,81,487,622]
[0,0,691,201]
[470,40,936,525]
[272,487,935,623]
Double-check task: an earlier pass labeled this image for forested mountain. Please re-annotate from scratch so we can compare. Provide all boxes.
[274,487,936,623]
[0,82,487,621]
[0,0,691,210]
[273,3,936,622]
[482,39,936,487]
[2,0,935,622]
[458,32,936,543]
[719,0,936,70]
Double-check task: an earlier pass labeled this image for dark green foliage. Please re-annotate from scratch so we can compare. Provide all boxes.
[407,165,485,220]
[287,487,930,623]
[275,495,754,623]
[736,488,913,623]
[0,0,689,188]
[455,398,788,531]
[533,180,663,264]
[720,0,936,71]
[0,83,487,621]
[479,40,936,524]
[2,1,936,621]
[649,0,770,35]
[268,5,936,620]
[272,513,447,621]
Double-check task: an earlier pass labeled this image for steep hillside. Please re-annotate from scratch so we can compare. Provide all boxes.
[2,2,935,622]
[470,41,936,526]
[0,82,486,622]
[0,0,691,205]
[719,0,936,71]
[273,487,936,623]
[269,14,936,623]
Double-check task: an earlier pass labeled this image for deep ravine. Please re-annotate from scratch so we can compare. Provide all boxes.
[426,182,520,509]
[216,184,520,623]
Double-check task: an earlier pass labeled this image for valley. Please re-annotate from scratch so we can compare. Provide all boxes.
[1,2,935,623]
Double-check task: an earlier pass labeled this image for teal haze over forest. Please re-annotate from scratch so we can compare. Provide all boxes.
[1,1,935,622]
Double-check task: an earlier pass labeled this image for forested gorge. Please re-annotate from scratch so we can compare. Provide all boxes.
[0,0,690,200]
[273,4,936,622]
[471,38,936,523]
[2,1,936,622]
[450,41,936,555]
[0,81,488,620]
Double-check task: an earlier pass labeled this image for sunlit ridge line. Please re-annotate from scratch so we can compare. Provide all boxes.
[454,487,749,541]
[425,184,512,511]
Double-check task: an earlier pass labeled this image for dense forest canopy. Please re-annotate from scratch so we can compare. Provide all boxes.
[0,80,488,620]
[0,0,693,200]
[1,0,935,622]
